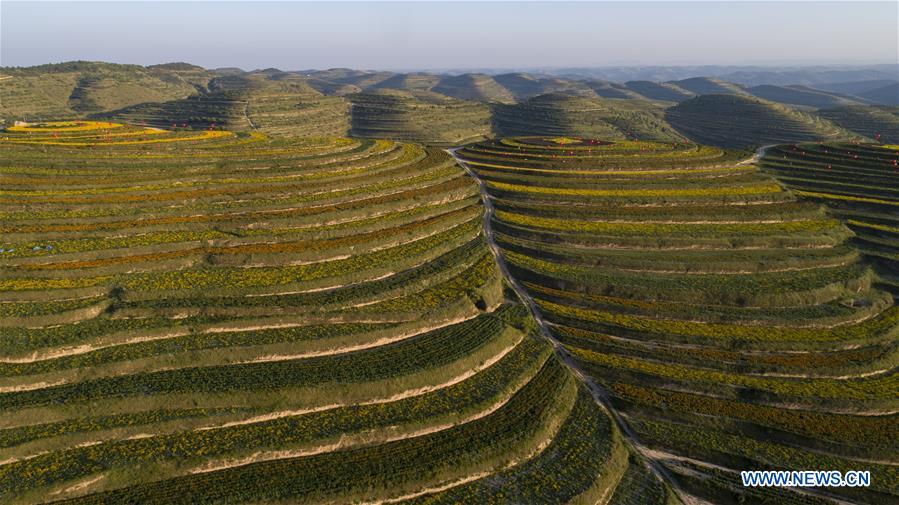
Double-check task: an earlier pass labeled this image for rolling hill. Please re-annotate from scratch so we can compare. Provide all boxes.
[817,105,899,143]
[746,84,862,109]
[432,74,516,103]
[586,80,640,99]
[0,61,204,123]
[857,82,899,105]
[666,94,859,148]
[491,93,682,141]
[368,73,441,92]
[623,81,695,102]
[348,90,491,145]
[667,77,749,96]
[95,74,351,137]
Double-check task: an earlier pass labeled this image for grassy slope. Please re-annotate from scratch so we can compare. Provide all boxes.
[666,94,861,148]
[817,106,899,143]
[0,62,203,122]
[746,84,862,109]
[492,93,683,141]
[349,90,491,145]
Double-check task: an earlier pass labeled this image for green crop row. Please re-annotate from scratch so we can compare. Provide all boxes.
[0,310,507,409]
[28,343,571,504]
[569,345,899,401]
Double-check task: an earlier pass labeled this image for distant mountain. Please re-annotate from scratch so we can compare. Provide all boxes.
[667,77,749,96]
[745,85,861,109]
[369,73,440,92]
[857,82,899,105]
[4,61,897,148]
[586,80,639,99]
[806,79,898,97]
[432,74,515,103]
[623,81,694,102]
[717,65,899,87]
[549,64,899,87]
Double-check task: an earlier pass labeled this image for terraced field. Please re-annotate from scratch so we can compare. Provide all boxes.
[666,94,860,148]
[349,90,492,145]
[0,121,657,503]
[97,75,350,137]
[817,106,899,144]
[492,94,683,142]
[761,142,899,297]
[0,62,205,123]
[456,137,899,505]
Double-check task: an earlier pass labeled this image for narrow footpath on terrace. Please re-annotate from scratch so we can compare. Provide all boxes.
[447,144,797,505]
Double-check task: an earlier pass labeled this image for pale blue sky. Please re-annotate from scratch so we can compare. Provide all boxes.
[1,1,896,70]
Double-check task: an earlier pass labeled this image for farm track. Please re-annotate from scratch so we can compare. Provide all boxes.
[640,447,859,505]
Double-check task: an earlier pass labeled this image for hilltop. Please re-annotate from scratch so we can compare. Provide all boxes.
[0,61,204,121]
[492,93,682,141]
[665,94,859,148]
[746,84,863,108]
[817,105,899,143]
[348,89,492,145]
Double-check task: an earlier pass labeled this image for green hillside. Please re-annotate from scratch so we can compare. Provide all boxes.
[93,95,250,130]
[302,77,361,96]
[349,90,491,145]
[857,82,899,105]
[310,69,396,89]
[587,80,640,99]
[492,93,683,141]
[624,81,695,102]
[238,76,350,136]
[762,143,899,295]
[668,77,749,96]
[666,94,859,148]
[369,73,441,92]
[747,84,862,109]
[457,137,899,505]
[817,105,899,143]
[0,61,204,123]
[97,74,350,136]
[433,74,516,103]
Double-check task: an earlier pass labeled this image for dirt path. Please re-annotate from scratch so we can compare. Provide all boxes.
[242,101,257,131]
[447,147,708,505]
[642,447,858,505]
[739,144,777,166]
